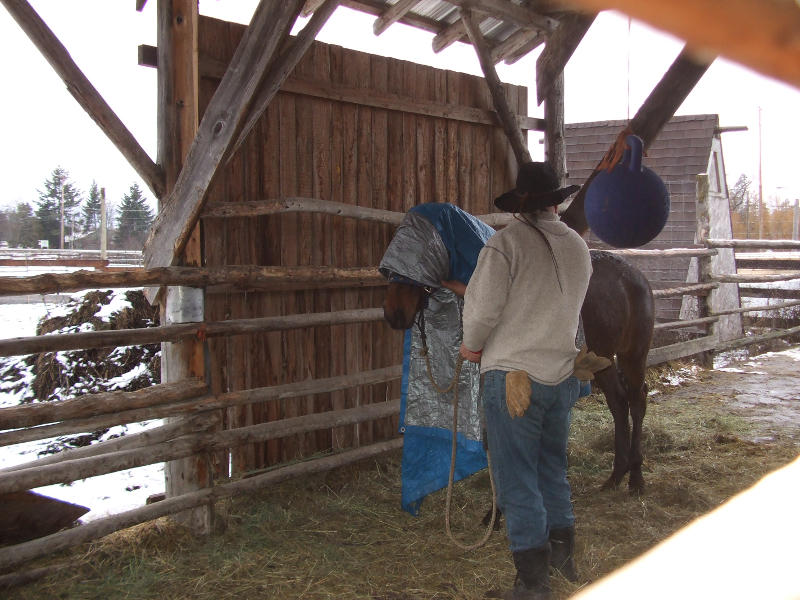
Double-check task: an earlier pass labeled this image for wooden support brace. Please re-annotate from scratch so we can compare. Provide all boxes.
[143,0,305,274]
[536,11,596,105]
[561,45,714,235]
[0,0,165,199]
[462,9,531,166]
[546,0,800,91]
[373,0,420,36]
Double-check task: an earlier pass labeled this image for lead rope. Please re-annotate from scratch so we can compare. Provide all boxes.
[418,308,498,551]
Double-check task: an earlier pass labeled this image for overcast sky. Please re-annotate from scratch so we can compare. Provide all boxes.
[1,1,799,214]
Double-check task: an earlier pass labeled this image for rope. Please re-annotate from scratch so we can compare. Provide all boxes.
[418,310,498,551]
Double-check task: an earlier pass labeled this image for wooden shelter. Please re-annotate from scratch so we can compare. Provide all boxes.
[3,0,799,542]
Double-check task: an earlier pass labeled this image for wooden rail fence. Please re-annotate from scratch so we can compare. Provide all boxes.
[2,197,800,576]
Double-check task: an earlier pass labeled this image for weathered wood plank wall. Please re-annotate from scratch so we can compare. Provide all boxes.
[198,16,524,472]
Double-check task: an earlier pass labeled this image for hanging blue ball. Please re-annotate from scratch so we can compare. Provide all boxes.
[585,135,670,248]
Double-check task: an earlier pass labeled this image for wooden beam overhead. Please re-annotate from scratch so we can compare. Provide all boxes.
[549,0,800,91]
[302,0,326,16]
[143,0,304,272]
[491,28,546,64]
[535,11,595,105]
[503,30,547,64]
[373,0,421,36]
[136,0,148,12]
[432,18,470,54]
[229,0,340,158]
[560,46,714,234]
[448,0,558,33]
[137,45,545,131]
[340,0,443,35]
[1,0,166,199]
[462,8,531,166]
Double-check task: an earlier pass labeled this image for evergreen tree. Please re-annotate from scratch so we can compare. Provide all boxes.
[35,167,82,249]
[82,181,103,234]
[114,183,154,249]
[10,203,38,248]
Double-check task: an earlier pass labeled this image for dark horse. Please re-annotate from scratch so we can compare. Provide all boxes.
[384,247,654,493]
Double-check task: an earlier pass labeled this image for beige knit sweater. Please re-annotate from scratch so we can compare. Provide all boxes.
[462,212,592,385]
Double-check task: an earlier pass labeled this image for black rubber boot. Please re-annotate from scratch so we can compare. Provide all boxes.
[501,544,552,600]
[549,526,578,582]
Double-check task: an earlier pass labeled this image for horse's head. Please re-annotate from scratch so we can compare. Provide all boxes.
[383,275,432,330]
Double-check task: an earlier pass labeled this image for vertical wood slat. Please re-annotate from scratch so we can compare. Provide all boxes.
[371,54,391,441]
[341,44,361,449]
[311,42,333,452]
[294,46,318,455]
[328,44,348,450]
[355,50,374,446]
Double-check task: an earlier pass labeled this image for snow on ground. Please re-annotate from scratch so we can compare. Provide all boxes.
[0,294,165,523]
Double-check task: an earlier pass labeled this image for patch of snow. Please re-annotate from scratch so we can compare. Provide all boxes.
[0,293,165,523]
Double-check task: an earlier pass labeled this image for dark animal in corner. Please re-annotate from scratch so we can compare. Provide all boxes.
[384,246,655,494]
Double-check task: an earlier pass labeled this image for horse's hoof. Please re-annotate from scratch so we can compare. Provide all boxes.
[482,507,503,530]
[601,476,622,491]
[628,474,645,495]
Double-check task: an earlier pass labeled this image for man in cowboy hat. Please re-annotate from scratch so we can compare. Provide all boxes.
[459,161,592,599]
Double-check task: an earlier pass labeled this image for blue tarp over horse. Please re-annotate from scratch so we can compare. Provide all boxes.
[379,203,495,515]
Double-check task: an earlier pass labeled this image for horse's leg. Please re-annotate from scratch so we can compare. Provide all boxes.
[593,365,631,490]
[618,354,649,494]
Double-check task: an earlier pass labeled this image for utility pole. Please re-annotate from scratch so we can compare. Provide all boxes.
[793,199,799,241]
[60,185,65,250]
[758,106,764,239]
[100,188,107,260]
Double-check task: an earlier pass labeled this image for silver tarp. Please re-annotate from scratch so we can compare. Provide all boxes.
[379,212,483,441]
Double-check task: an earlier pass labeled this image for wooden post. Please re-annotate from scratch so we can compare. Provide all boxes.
[157,0,212,534]
[544,70,566,182]
[100,188,107,260]
[696,174,715,367]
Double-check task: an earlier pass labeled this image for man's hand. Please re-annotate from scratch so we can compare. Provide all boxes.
[459,343,482,363]
[440,279,467,297]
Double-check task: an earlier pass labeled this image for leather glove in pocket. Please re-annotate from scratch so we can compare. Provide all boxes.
[573,344,612,381]
[505,370,531,418]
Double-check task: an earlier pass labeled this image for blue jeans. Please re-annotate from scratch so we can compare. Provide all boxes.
[483,370,579,552]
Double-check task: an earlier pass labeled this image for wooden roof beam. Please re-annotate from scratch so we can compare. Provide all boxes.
[433,1,555,54]
[551,0,800,91]
[373,0,421,36]
[432,18,470,54]
[449,0,558,32]
[1,0,166,199]
[143,0,304,273]
[560,45,714,235]
[491,28,546,64]
[302,0,326,16]
[136,0,148,11]
[535,11,596,105]
[502,30,547,64]
[462,8,531,166]
[340,0,443,35]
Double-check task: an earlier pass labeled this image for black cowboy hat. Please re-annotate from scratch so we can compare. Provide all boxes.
[494,162,581,213]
